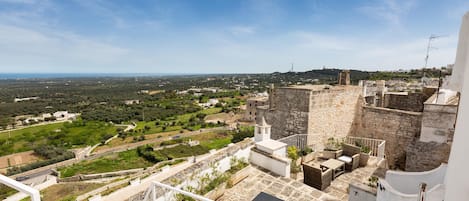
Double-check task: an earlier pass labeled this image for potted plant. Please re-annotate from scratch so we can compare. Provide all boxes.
[287,146,301,179]
[359,145,371,167]
[300,147,316,163]
[322,138,343,159]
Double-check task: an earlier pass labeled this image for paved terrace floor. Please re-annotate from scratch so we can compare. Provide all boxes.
[220,157,381,201]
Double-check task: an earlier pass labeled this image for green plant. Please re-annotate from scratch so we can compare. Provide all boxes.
[287,146,301,173]
[325,137,342,150]
[368,176,378,188]
[299,147,313,156]
[361,146,371,154]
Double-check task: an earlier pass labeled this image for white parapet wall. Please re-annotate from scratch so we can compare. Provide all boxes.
[249,148,291,177]
[376,164,447,201]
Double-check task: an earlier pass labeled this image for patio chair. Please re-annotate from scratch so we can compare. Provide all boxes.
[302,163,333,190]
[337,143,360,171]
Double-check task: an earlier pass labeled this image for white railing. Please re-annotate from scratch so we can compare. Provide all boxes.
[0,174,40,201]
[278,134,309,150]
[345,136,386,159]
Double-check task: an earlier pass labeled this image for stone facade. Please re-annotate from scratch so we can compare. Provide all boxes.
[338,70,351,85]
[405,141,451,171]
[257,85,362,148]
[350,106,422,169]
[383,92,426,112]
[244,97,268,121]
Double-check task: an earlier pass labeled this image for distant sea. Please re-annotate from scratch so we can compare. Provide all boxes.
[0,73,187,79]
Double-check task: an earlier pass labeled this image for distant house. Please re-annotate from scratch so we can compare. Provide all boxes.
[124,100,140,105]
[53,111,78,120]
[198,98,219,108]
[53,111,69,119]
[14,97,39,102]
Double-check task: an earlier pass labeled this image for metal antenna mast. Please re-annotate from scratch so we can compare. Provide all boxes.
[424,34,443,68]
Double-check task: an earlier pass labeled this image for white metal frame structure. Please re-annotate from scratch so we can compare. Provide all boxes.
[0,174,40,201]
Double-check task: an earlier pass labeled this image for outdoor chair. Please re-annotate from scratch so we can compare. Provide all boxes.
[302,163,333,190]
[337,143,360,171]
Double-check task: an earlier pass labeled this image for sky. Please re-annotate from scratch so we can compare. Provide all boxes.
[0,0,468,74]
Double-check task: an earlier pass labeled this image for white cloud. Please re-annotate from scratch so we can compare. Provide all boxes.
[227,25,256,35]
[358,0,417,26]
[0,24,129,72]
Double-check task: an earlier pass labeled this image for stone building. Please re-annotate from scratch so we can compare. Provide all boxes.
[256,84,362,149]
[244,96,269,121]
[338,70,351,85]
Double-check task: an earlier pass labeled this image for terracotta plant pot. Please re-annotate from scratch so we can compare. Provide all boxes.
[359,152,371,167]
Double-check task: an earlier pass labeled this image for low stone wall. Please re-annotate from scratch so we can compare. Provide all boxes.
[58,168,143,182]
[384,93,426,112]
[351,106,422,169]
[348,182,376,201]
[405,141,451,172]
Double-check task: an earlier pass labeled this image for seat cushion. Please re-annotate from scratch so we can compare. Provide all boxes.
[338,155,352,163]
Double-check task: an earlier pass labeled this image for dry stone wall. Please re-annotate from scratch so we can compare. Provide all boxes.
[405,141,451,171]
[351,106,422,169]
[258,86,362,147]
[384,93,426,112]
[308,87,362,149]
[260,88,311,140]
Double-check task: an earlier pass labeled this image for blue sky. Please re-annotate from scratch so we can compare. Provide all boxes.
[0,0,468,74]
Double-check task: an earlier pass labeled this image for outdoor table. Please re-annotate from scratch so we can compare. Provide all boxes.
[320,158,345,179]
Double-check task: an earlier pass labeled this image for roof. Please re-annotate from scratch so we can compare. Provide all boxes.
[252,192,284,201]
[283,84,359,91]
[256,139,287,150]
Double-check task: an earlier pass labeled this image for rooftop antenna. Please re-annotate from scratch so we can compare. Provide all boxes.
[424,34,443,68]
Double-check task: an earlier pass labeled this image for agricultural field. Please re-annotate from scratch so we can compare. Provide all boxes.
[59,149,153,178]
[0,120,123,157]
[132,107,224,135]
[31,182,104,201]
[0,184,17,200]
[60,132,233,177]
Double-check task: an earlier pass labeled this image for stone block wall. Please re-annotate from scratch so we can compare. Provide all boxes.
[405,141,451,171]
[258,86,362,147]
[384,93,426,112]
[308,86,362,149]
[350,106,422,169]
[260,88,311,140]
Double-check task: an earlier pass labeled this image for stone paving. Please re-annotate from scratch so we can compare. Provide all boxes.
[220,157,380,201]
[219,166,332,201]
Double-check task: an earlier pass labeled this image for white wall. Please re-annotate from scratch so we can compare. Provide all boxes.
[445,11,469,201]
[385,164,446,195]
[273,147,286,157]
[377,180,445,201]
[250,151,290,177]
[348,183,376,201]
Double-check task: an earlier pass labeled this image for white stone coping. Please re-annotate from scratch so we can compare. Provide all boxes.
[256,139,287,152]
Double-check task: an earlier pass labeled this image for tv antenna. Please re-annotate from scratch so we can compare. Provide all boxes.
[424,34,444,68]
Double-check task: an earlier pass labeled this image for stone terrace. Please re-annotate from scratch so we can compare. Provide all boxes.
[221,157,380,201]
[219,166,332,201]
[302,157,381,200]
